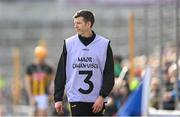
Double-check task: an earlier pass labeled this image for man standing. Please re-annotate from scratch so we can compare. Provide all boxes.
[25,45,54,116]
[54,9,114,116]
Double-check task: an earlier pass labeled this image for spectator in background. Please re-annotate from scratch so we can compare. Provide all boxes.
[0,72,6,102]
[150,77,160,109]
[0,71,6,116]
[105,79,130,116]
[114,55,123,78]
[25,45,54,116]
[129,67,143,92]
[163,63,177,110]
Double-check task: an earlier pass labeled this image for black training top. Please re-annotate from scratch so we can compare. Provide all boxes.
[26,63,53,95]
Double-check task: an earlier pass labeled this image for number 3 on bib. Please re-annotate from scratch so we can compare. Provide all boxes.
[78,70,94,94]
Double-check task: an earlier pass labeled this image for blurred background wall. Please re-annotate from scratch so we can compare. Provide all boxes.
[0,0,176,78]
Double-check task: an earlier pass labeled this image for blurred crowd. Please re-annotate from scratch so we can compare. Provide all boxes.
[149,43,180,110]
[1,42,180,116]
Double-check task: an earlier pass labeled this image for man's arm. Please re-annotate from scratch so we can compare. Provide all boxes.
[99,42,115,98]
[54,42,67,102]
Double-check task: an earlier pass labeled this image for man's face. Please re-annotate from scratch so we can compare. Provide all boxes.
[74,17,91,35]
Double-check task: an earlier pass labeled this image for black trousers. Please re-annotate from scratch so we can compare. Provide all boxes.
[70,102,105,116]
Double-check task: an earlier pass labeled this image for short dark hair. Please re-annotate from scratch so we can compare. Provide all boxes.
[73,9,95,27]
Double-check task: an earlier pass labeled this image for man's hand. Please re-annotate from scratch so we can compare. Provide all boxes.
[92,96,104,113]
[55,101,64,114]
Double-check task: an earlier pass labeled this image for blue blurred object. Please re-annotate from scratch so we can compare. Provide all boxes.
[116,81,143,116]
[116,67,151,116]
